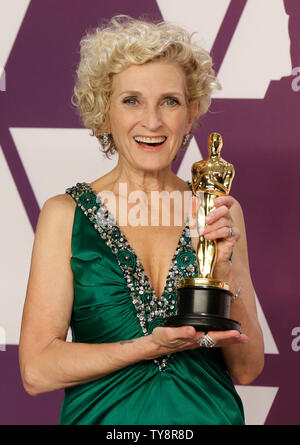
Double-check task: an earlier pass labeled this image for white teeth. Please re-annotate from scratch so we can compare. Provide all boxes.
[134,136,166,143]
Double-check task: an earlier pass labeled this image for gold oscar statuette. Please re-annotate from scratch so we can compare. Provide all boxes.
[165,133,241,332]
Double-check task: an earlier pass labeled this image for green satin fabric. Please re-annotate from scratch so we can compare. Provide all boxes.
[59,183,244,425]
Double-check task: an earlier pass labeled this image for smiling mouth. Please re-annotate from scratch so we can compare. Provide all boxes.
[134,136,167,147]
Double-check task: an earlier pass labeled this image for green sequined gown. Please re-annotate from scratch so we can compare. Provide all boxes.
[59,182,244,425]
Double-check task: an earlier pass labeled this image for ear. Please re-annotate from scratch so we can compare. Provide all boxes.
[102,105,112,134]
[101,119,111,135]
[186,101,200,133]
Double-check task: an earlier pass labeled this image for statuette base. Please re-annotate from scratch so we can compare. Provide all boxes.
[165,284,241,333]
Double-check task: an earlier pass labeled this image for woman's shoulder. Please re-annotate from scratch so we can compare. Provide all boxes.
[42,192,76,213]
[31,192,78,259]
[42,181,94,211]
[38,191,78,234]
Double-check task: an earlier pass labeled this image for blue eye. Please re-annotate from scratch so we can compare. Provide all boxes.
[123,97,138,105]
[165,98,180,106]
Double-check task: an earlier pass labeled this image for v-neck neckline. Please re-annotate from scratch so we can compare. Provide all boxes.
[87,181,192,302]
[67,180,197,371]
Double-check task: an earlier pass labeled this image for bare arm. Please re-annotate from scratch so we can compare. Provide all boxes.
[221,201,264,384]
[19,194,249,396]
[19,195,157,395]
[201,197,264,384]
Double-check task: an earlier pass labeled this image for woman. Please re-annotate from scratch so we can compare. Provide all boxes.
[19,15,264,425]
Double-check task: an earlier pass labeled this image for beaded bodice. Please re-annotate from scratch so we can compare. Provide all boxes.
[66,181,199,371]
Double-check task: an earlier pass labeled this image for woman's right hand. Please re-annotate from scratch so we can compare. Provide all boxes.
[144,326,248,359]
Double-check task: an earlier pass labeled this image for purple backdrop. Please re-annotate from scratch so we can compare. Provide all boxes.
[0,0,299,425]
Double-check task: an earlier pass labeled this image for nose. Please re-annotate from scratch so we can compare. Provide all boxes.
[140,105,162,131]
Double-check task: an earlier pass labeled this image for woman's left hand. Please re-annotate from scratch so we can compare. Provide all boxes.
[191,194,240,281]
[190,193,265,383]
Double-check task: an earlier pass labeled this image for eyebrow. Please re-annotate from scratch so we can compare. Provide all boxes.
[118,90,185,98]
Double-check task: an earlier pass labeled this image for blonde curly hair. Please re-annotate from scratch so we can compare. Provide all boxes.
[72,15,221,157]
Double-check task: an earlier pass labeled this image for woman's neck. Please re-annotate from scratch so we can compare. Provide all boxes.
[109,162,184,195]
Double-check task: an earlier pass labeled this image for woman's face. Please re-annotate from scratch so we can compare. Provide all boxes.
[108,61,198,172]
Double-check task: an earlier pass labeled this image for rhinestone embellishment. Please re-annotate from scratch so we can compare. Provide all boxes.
[66,182,197,372]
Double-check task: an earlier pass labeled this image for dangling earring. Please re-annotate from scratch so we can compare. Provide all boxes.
[181,133,192,150]
[99,132,117,156]
[101,133,110,146]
